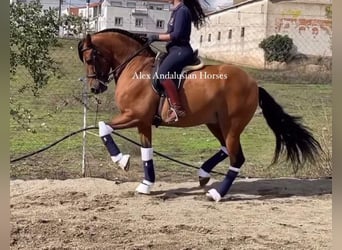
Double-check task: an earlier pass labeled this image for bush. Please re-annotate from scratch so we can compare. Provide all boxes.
[259,34,293,63]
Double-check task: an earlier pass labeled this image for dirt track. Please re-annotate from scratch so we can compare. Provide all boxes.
[10,177,331,250]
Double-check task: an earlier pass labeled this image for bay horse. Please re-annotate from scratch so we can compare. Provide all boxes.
[78,29,321,202]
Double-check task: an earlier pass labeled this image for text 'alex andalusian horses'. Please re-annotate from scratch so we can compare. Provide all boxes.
[78,29,321,202]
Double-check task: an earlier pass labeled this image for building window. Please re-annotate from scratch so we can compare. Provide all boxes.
[217,31,221,41]
[135,18,143,27]
[115,17,123,26]
[200,35,203,43]
[112,1,122,7]
[228,29,232,39]
[156,20,164,29]
[208,33,211,42]
[127,2,136,7]
[241,27,245,37]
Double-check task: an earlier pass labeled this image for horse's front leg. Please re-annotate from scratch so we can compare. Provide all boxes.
[135,124,155,195]
[98,112,140,171]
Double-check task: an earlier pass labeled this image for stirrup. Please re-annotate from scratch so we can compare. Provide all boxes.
[165,107,186,123]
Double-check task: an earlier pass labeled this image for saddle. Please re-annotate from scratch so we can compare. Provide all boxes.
[151,50,204,126]
[151,50,204,94]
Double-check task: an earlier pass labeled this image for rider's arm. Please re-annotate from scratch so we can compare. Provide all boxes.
[157,7,190,42]
[158,33,171,41]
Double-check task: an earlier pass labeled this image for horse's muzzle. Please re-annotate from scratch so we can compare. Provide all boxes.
[91,84,108,94]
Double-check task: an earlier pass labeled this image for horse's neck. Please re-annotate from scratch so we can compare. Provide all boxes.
[117,47,144,66]
[115,55,154,97]
[110,34,149,66]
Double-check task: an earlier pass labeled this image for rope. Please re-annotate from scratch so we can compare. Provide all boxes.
[10,126,97,163]
[9,126,226,176]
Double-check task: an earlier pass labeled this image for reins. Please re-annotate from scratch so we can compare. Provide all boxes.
[109,43,152,82]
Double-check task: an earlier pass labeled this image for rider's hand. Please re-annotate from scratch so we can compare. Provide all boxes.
[146,34,159,44]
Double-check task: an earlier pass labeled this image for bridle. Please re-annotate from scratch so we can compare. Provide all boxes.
[81,46,113,89]
[81,43,151,88]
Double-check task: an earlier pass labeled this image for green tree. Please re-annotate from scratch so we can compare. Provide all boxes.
[10,0,59,94]
[10,1,60,130]
[259,34,293,63]
[60,14,86,37]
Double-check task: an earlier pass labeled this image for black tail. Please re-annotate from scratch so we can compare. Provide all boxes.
[258,86,322,172]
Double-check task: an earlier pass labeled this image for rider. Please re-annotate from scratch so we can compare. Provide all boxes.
[147,0,206,123]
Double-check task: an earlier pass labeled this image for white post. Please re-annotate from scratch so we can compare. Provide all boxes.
[81,78,88,177]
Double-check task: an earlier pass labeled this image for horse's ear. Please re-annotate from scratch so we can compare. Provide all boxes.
[84,34,92,47]
[77,34,93,63]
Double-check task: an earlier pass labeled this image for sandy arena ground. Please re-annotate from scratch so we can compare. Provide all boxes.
[10,177,331,250]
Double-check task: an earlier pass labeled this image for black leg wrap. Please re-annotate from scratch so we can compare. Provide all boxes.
[201,149,228,173]
[217,169,239,197]
[143,160,155,183]
[101,134,120,156]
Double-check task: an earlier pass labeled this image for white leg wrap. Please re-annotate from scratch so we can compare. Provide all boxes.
[141,147,153,161]
[220,146,229,155]
[229,166,240,173]
[135,179,154,194]
[206,188,222,202]
[198,168,211,178]
[98,121,113,136]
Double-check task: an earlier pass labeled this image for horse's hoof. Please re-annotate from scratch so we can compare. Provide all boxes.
[198,168,210,187]
[135,180,154,195]
[118,154,130,171]
[206,188,222,202]
[199,176,210,187]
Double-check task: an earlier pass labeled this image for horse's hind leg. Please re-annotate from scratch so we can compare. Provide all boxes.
[207,135,245,202]
[135,124,156,195]
[198,124,229,187]
[207,122,246,202]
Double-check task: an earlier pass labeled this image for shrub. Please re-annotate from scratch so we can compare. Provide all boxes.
[259,34,293,63]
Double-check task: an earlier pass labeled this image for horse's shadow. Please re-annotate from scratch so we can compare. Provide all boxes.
[150,178,332,202]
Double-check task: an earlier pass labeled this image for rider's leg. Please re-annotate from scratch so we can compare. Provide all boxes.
[157,46,193,123]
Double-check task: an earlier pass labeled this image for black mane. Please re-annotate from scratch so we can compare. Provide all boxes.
[95,28,148,46]
[78,28,154,62]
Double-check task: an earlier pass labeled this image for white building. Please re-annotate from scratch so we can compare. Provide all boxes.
[191,0,332,68]
[75,0,171,34]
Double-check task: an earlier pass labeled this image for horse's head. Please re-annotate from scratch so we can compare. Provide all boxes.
[78,34,112,94]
